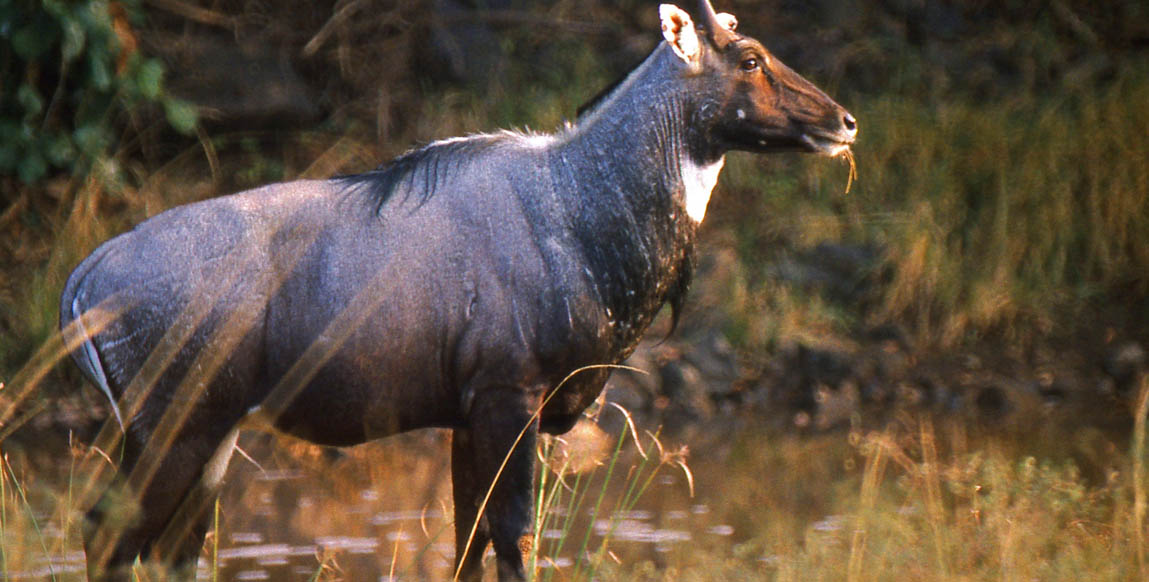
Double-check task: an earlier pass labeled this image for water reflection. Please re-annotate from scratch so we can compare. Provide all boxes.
[3,552,86,580]
[203,428,726,581]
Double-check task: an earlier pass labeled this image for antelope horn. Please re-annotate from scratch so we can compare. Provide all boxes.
[698,0,736,50]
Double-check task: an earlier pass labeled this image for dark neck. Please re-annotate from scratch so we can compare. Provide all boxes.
[551,45,707,354]
[564,45,714,205]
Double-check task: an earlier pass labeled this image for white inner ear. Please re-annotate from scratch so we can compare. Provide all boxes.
[659,4,699,63]
[716,12,738,32]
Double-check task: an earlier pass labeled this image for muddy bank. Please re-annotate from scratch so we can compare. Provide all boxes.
[600,239,1147,482]
[609,322,1145,435]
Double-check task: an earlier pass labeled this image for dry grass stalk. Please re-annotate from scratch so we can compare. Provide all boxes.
[848,429,890,582]
[1133,375,1149,577]
[453,364,642,582]
[839,147,857,194]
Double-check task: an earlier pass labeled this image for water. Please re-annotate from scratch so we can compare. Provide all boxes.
[7,394,1137,581]
[198,427,735,581]
[4,419,768,582]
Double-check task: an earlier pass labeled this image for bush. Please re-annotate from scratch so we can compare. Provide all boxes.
[0,0,195,184]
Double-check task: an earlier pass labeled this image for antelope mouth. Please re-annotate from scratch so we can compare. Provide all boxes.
[800,131,856,157]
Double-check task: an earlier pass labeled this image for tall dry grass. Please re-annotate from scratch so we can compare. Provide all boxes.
[5,404,1149,581]
[593,388,1149,581]
[719,62,1149,348]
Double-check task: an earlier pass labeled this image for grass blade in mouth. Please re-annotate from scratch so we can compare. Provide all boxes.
[839,147,857,194]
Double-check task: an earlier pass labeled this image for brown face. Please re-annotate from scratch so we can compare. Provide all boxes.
[704,36,857,156]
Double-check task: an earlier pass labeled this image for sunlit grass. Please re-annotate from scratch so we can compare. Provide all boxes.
[0,406,692,581]
[528,404,693,581]
[2,384,1148,581]
[589,392,1149,581]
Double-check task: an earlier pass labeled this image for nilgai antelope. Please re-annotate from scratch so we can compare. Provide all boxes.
[61,1,856,580]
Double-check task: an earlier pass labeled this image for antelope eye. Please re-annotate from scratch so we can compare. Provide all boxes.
[740,57,759,72]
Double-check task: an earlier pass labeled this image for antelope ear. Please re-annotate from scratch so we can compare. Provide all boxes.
[716,12,737,32]
[659,4,700,63]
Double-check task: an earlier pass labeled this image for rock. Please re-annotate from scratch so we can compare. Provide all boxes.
[1104,342,1145,394]
[974,385,1010,418]
[682,330,741,399]
[765,343,862,428]
[658,359,714,422]
[769,243,885,307]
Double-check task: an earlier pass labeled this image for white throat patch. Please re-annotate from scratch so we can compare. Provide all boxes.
[682,156,725,223]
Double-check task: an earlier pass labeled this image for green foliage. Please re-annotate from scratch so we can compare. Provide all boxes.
[0,0,196,184]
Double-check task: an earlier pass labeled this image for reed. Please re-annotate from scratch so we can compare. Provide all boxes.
[524,405,692,581]
[591,411,1149,582]
[3,404,1149,581]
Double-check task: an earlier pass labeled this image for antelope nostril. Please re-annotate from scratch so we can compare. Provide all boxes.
[843,113,857,132]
